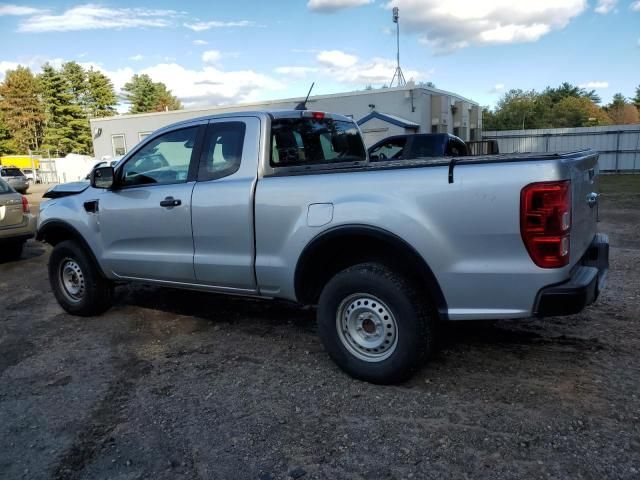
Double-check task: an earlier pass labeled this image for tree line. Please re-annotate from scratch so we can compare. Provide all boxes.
[483,83,640,131]
[0,63,182,157]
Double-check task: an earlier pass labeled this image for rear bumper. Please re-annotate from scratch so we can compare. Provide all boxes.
[534,233,609,317]
[0,214,36,243]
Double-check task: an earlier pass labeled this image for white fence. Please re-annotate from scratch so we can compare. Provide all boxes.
[483,124,640,172]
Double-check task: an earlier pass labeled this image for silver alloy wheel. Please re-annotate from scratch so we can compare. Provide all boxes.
[59,258,86,303]
[336,293,398,362]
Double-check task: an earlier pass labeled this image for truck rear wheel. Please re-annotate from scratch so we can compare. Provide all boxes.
[49,240,114,316]
[317,263,434,384]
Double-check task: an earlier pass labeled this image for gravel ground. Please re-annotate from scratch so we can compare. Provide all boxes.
[1,176,639,480]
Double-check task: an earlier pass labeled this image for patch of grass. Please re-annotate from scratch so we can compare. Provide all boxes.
[599,174,640,195]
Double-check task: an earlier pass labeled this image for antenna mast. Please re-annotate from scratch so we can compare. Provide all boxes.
[389,7,406,88]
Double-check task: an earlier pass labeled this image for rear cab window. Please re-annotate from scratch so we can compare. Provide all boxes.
[270,114,366,167]
[1,168,24,177]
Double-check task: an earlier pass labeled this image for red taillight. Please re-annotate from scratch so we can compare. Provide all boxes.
[311,111,325,119]
[21,195,29,213]
[520,180,571,268]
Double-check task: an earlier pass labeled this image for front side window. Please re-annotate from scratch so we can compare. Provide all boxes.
[369,138,406,161]
[121,126,198,187]
[112,134,126,157]
[271,117,365,166]
[198,122,246,181]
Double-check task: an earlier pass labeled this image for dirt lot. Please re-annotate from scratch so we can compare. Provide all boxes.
[1,176,639,480]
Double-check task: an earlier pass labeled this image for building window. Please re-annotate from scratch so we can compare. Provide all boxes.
[431,125,438,134]
[138,132,152,142]
[453,127,460,137]
[111,134,126,157]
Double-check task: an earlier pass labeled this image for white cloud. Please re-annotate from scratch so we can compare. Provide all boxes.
[18,4,177,32]
[0,4,39,15]
[192,39,208,45]
[489,83,505,93]
[594,0,616,13]
[631,0,640,11]
[307,0,372,12]
[385,0,587,53]
[137,63,285,108]
[0,61,19,81]
[317,50,358,68]
[183,20,256,32]
[274,66,318,78]
[310,50,426,85]
[202,50,221,64]
[579,81,609,89]
[129,54,144,61]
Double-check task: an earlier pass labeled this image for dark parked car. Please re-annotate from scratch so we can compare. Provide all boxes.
[368,133,469,161]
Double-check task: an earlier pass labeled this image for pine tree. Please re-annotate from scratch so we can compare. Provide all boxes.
[0,110,17,154]
[39,63,92,156]
[39,63,69,156]
[153,82,182,112]
[60,61,92,154]
[122,74,158,113]
[86,68,117,118]
[61,61,88,110]
[0,66,44,153]
[122,74,182,113]
[633,85,640,111]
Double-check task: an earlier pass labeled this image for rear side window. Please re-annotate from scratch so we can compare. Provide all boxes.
[1,168,23,177]
[369,138,407,161]
[271,117,365,167]
[198,122,246,181]
[411,136,446,158]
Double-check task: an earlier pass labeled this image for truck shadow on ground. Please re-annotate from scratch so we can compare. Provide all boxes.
[113,283,601,365]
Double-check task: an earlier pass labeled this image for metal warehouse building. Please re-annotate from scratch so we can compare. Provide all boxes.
[90,85,481,160]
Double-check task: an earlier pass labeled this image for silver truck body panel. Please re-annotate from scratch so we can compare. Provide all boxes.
[38,110,601,321]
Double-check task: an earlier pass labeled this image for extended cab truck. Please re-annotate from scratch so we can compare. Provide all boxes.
[37,110,609,384]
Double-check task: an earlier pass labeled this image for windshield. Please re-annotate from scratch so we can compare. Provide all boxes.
[1,167,24,177]
[271,117,366,166]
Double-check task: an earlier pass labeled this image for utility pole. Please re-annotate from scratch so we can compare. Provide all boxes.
[389,7,406,88]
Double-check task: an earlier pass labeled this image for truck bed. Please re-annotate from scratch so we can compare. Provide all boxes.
[266,150,596,180]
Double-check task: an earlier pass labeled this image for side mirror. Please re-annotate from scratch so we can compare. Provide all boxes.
[90,166,115,189]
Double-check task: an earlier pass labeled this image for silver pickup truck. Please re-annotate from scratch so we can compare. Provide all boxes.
[37,110,609,383]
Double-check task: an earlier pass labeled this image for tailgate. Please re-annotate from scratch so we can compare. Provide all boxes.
[569,153,599,265]
[0,192,24,227]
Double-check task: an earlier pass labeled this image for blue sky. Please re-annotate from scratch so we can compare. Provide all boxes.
[0,0,638,111]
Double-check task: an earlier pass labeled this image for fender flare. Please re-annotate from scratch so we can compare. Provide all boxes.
[37,220,107,278]
[294,224,448,319]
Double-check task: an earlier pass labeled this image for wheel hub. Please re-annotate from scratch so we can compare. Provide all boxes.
[60,259,85,302]
[336,294,398,362]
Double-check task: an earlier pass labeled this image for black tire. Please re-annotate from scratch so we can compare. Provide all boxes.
[317,263,435,384]
[49,240,114,316]
[0,241,24,261]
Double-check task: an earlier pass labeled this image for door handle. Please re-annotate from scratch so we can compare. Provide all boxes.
[160,197,181,207]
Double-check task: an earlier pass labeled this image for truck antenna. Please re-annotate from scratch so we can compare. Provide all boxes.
[294,82,315,110]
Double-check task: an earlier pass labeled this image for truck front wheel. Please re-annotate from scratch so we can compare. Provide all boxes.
[49,240,114,316]
[317,263,435,384]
